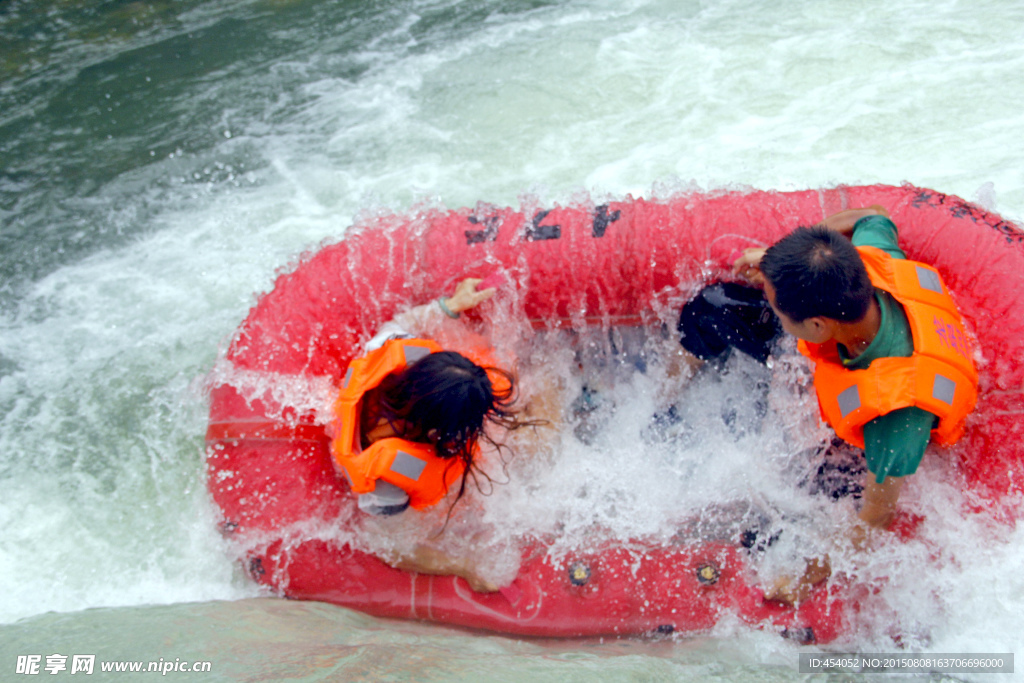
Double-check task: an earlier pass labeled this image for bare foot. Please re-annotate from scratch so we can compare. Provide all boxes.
[460,569,499,593]
[764,556,831,606]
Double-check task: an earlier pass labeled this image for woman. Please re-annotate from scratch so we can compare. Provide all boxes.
[330,277,538,591]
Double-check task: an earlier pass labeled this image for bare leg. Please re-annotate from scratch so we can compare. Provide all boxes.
[384,544,499,593]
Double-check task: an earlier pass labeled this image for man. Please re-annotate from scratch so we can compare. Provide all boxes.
[678,205,978,602]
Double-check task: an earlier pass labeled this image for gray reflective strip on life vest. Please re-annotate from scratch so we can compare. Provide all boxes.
[390,450,428,481]
[342,367,354,389]
[837,385,861,419]
[916,266,943,294]
[932,374,956,405]
[403,344,431,366]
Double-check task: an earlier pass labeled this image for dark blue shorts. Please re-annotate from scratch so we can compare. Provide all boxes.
[676,283,782,364]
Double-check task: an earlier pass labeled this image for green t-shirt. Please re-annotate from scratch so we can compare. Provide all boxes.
[843,215,936,483]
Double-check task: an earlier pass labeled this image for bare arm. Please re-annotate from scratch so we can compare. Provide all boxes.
[850,474,904,550]
[769,474,903,604]
[817,205,890,236]
[366,278,498,350]
[765,475,902,605]
[730,204,890,282]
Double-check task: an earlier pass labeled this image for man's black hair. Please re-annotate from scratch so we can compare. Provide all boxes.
[760,226,873,323]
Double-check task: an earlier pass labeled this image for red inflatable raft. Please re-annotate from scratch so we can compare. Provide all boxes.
[206,184,1024,642]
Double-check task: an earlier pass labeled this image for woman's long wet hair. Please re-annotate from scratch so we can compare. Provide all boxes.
[369,350,539,517]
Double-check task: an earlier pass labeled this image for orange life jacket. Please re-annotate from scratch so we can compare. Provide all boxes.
[330,338,466,510]
[798,246,978,449]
